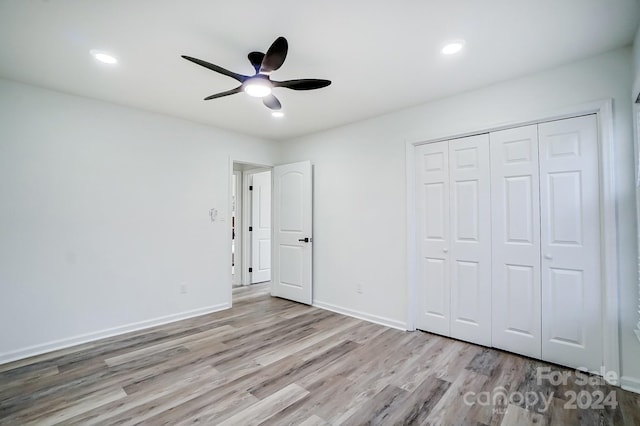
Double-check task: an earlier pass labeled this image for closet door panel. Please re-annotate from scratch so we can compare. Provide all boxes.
[490,125,542,358]
[449,134,492,346]
[539,115,602,372]
[415,142,450,335]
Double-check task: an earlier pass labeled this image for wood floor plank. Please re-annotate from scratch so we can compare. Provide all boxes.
[500,403,546,426]
[87,366,224,425]
[249,340,361,400]
[546,396,582,426]
[170,389,259,425]
[266,373,351,425]
[385,374,452,425]
[0,365,59,392]
[7,386,127,426]
[111,341,229,394]
[104,324,235,367]
[394,332,467,390]
[64,365,217,425]
[254,316,360,366]
[1,283,639,425]
[467,347,504,377]
[425,369,489,425]
[341,383,409,424]
[389,332,445,391]
[464,352,527,425]
[436,338,483,383]
[619,386,640,425]
[218,383,309,426]
[298,414,331,426]
[324,318,389,345]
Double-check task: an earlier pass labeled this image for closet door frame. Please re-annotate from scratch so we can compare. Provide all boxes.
[405,99,620,385]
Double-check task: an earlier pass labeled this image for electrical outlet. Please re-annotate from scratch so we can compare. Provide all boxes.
[356,283,363,294]
[180,282,188,294]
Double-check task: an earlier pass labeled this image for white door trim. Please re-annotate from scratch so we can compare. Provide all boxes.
[232,170,243,286]
[405,99,620,384]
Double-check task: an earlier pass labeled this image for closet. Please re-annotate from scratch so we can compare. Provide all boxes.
[415,114,603,372]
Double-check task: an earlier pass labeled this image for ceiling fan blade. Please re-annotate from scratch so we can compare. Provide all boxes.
[181,55,248,82]
[204,86,243,100]
[248,51,265,74]
[273,79,332,90]
[260,37,288,73]
[262,94,282,110]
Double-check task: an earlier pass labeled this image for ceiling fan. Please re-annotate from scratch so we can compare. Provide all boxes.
[182,37,331,111]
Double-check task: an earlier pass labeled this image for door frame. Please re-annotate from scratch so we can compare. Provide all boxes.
[232,170,243,286]
[228,158,273,302]
[405,99,620,384]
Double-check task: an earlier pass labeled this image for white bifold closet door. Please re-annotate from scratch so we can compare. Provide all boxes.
[491,115,602,372]
[490,124,542,359]
[415,134,492,346]
[415,140,450,336]
[449,135,492,345]
[538,116,602,372]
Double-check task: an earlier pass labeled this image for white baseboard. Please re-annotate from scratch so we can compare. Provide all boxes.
[621,376,640,394]
[0,303,230,365]
[312,300,407,331]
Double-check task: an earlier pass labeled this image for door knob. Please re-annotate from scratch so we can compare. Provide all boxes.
[544,254,552,260]
[298,237,310,243]
[443,248,449,253]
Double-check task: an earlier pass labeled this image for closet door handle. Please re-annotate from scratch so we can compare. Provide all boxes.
[443,248,449,253]
[544,254,552,260]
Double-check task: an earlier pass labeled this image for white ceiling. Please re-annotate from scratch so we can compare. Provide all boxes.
[0,1,638,141]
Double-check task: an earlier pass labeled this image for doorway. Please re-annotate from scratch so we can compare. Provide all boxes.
[230,159,314,306]
[231,162,272,287]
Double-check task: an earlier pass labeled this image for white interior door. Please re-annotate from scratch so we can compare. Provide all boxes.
[539,115,602,372]
[415,141,450,335]
[448,134,492,346]
[250,171,271,283]
[272,161,312,305]
[490,124,542,359]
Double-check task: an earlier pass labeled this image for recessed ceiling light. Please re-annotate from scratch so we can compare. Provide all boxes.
[90,49,118,64]
[271,111,284,118]
[441,41,465,55]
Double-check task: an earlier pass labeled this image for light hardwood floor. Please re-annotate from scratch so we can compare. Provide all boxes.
[1,283,639,425]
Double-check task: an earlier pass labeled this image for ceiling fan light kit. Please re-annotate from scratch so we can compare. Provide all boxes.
[90,49,118,64]
[441,40,465,55]
[182,36,331,112]
[243,77,272,98]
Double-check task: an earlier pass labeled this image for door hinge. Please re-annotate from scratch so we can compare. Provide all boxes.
[249,226,253,231]
[249,267,253,273]
[249,185,253,191]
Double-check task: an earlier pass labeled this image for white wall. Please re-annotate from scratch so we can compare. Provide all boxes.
[278,47,640,388]
[0,79,278,363]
